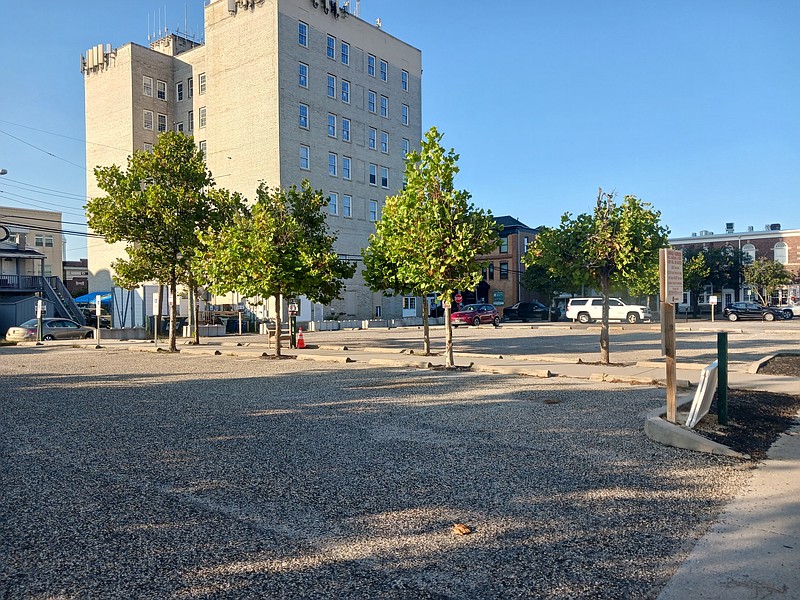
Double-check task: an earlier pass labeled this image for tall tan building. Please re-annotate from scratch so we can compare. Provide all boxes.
[82,0,422,320]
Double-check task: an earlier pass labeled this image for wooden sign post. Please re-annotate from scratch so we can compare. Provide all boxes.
[660,248,683,424]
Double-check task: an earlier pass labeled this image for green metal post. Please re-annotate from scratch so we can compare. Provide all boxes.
[717,332,728,426]
[290,315,297,349]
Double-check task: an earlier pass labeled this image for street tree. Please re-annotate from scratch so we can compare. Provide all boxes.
[525,189,668,364]
[743,257,792,305]
[363,127,501,367]
[680,248,711,317]
[200,181,355,356]
[87,131,217,352]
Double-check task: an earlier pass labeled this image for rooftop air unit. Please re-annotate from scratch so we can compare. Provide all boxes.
[770,223,781,231]
[725,222,734,233]
[747,225,754,232]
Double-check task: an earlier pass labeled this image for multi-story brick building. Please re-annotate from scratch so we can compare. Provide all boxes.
[670,223,800,307]
[81,0,422,321]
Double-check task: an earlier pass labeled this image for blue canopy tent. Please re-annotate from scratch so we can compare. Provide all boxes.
[73,292,113,305]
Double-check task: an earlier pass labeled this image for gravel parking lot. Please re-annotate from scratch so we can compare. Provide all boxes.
[0,345,762,598]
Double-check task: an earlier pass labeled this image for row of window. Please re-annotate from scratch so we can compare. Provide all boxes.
[143,107,205,133]
[742,242,790,265]
[298,21,409,92]
[142,73,206,101]
[34,235,55,247]
[327,192,380,222]
[300,145,390,189]
[482,263,510,280]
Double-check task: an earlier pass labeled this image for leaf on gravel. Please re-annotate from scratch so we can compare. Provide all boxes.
[452,523,472,535]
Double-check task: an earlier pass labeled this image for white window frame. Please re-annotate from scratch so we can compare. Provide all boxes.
[299,103,309,129]
[143,76,153,97]
[368,54,376,77]
[299,62,308,88]
[157,113,167,133]
[342,118,351,142]
[341,41,350,65]
[402,138,410,157]
[380,95,388,118]
[176,81,184,101]
[774,242,789,265]
[327,35,336,60]
[327,73,336,99]
[188,110,194,131]
[143,110,154,130]
[742,243,756,263]
[328,152,338,177]
[328,113,337,138]
[381,131,389,154]
[188,77,194,98]
[157,80,167,101]
[329,192,338,215]
[369,200,378,222]
[198,72,206,95]
[175,121,184,133]
[199,140,207,155]
[44,236,54,248]
[343,194,352,218]
[34,235,44,247]
[369,163,377,186]
[381,166,389,189]
[369,127,377,150]
[342,156,351,180]
[300,145,310,170]
[199,106,207,128]
[341,79,350,104]
[379,59,388,82]
[143,142,153,152]
[402,104,409,126]
[401,69,409,91]
[298,21,308,47]
[368,90,376,113]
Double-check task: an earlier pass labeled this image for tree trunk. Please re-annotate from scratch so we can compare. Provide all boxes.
[155,284,164,346]
[192,284,200,345]
[422,294,431,356]
[169,268,178,353]
[444,301,454,368]
[274,294,282,357]
[600,273,610,365]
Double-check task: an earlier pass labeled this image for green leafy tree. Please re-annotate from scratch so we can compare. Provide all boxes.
[680,248,711,316]
[520,258,584,305]
[200,181,355,356]
[87,131,217,352]
[744,258,792,305]
[525,189,669,364]
[363,127,501,367]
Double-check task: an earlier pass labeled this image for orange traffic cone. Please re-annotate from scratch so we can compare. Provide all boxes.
[297,327,306,349]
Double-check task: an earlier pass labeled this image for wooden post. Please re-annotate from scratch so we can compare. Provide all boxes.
[662,301,677,423]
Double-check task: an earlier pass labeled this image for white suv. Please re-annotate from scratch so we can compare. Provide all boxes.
[566,297,652,324]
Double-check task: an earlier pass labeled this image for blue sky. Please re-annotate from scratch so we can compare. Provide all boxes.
[1,1,798,260]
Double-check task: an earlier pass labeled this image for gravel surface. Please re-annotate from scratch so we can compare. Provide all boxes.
[1,347,757,598]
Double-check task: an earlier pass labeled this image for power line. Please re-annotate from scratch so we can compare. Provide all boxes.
[1,178,88,201]
[0,128,88,172]
[0,189,87,217]
[0,212,87,228]
[0,119,133,154]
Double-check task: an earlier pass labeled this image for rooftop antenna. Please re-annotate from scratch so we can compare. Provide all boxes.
[375,17,382,28]
[147,13,151,41]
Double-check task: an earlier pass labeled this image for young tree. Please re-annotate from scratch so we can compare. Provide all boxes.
[525,189,669,364]
[87,131,217,352]
[744,258,792,305]
[680,247,711,317]
[363,127,501,368]
[200,181,355,356]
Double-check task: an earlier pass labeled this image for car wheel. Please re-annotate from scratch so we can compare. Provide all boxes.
[577,312,591,324]
[728,313,738,322]
[43,334,54,341]
[626,312,640,324]
[493,316,500,327]
[783,310,793,320]
[85,331,94,339]
[472,317,481,327]
[764,312,775,322]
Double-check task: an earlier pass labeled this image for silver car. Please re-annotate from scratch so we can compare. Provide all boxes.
[5,318,95,342]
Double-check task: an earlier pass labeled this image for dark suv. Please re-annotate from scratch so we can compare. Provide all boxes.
[722,302,784,322]
[503,301,559,322]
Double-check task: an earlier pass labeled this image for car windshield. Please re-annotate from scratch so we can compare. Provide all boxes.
[459,304,480,312]
[19,319,38,328]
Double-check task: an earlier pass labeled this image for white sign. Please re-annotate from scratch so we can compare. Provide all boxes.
[709,296,718,305]
[95,298,103,315]
[660,248,684,304]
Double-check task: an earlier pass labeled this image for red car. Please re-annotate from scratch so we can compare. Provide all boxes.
[450,303,500,327]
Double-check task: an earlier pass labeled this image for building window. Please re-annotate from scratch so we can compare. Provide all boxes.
[341,79,350,104]
[368,90,376,113]
[342,156,351,180]
[499,237,508,253]
[381,131,389,154]
[44,236,54,248]
[379,59,388,82]
[198,72,206,95]
[143,142,153,152]
[328,113,336,137]
[299,103,309,129]
[35,235,44,247]
[523,236,529,255]
[369,163,377,186]
[188,77,193,98]
[402,296,416,311]
[401,69,408,91]
[188,110,194,131]
[369,200,379,222]
[341,41,349,65]
[328,152,338,177]
[488,263,494,280]
[500,262,509,279]
[369,127,377,150]
[157,80,167,100]
[380,95,388,118]
[199,107,207,128]
[774,242,789,264]
[298,21,308,47]
[381,166,389,188]
[199,140,206,156]
[329,192,338,215]
[402,104,409,126]
[327,35,336,60]
[157,113,167,133]
[176,81,184,101]
[299,62,308,88]
[43,264,52,277]
[343,194,352,217]
[300,145,310,170]
[327,74,336,98]
[742,243,756,263]
[175,122,184,132]
[402,138,410,157]
[143,76,153,97]
[342,118,351,142]
[368,54,376,76]
[143,110,154,130]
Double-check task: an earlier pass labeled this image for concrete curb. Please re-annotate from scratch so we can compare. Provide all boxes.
[295,353,354,364]
[473,364,552,378]
[367,358,434,368]
[644,397,748,459]
[747,350,800,374]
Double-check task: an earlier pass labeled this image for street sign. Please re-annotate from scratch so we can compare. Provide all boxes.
[709,296,718,305]
[660,248,683,304]
[454,293,463,303]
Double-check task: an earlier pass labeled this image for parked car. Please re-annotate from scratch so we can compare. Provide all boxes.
[503,301,559,322]
[5,318,96,342]
[565,298,652,324]
[722,302,784,322]
[80,308,112,329]
[450,303,500,327]
[777,301,800,320]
